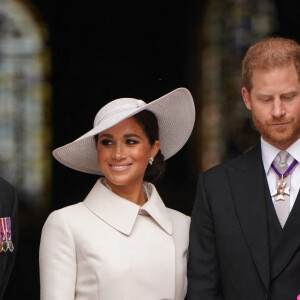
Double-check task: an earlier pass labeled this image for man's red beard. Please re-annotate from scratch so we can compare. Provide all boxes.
[252,114,300,148]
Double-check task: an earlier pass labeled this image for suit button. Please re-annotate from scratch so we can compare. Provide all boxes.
[264,294,269,299]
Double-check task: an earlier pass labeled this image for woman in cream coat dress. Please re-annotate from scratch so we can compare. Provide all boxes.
[39,88,195,300]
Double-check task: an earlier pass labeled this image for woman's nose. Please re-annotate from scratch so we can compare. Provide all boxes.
[113,144,126,160]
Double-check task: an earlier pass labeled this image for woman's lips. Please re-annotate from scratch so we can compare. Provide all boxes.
[109,163,132,171]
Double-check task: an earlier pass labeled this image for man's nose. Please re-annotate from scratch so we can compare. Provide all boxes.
[272,98,285,118]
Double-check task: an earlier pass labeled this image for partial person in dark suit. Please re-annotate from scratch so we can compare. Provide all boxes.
[0,177,18,300]
[187,37,300,300]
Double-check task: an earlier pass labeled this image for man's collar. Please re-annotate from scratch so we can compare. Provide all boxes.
[83,180,172,236]
[286,138,300,165]
[261,137,300,173]
[261,137,281,174]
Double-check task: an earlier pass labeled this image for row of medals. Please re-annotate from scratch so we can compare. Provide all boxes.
[0,238,14,253]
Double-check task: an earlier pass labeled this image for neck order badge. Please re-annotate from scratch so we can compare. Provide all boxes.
[271,159,298,201]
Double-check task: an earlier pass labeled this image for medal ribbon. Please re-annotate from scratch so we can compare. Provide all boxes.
[1,218,7,242]
[271,159,299,179]
[5,218,11,241]
[0,220,2,242]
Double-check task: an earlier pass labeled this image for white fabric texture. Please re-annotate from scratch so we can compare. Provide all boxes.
[39,180,190,300]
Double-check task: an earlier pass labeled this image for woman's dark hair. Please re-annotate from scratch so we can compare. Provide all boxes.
[133,110,165,183]
[94,110,165,183]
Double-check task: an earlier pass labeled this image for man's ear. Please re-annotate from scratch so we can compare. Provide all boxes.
[241,87,252,111]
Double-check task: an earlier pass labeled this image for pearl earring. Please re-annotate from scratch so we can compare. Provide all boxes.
[149,157,154,165]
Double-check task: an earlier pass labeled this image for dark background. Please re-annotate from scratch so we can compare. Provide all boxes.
[4,0,300,298]
[45,0,203,214]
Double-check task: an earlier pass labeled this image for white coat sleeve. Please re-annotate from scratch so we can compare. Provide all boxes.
[39,210,76,300]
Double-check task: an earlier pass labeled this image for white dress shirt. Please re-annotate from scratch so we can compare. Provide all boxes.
[261,137,300,211]
[39,179,190,300]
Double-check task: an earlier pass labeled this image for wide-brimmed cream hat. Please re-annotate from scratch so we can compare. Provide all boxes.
[53,87,195,175]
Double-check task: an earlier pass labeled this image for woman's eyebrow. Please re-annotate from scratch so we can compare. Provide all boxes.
[98,133,142,139]
[98,133,113,139]
[124,133,142,139]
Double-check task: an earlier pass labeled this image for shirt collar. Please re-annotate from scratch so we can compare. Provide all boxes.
[83,180,172,236]
[285,138,300,165]
[261,137,300,174]
[261,137,280,174]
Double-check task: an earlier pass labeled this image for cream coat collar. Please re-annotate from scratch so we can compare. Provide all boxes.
[83,180,173,236]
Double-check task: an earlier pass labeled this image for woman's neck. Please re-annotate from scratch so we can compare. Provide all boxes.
[104,179,147,206]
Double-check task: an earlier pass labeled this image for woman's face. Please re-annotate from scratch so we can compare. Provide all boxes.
[96,117,160,192]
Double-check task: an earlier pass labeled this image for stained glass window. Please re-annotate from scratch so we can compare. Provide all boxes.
[0,0,51,208]
[195,0,278,171]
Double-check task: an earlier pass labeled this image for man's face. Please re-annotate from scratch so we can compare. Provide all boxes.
[242,64,300,150]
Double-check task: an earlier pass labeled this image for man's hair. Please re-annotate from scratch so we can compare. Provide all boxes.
[242,37,300,91]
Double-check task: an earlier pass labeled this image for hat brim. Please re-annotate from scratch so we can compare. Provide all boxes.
[53,87,195,175]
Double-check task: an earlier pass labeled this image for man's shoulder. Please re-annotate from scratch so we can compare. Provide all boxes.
[203,144,260,177]
[0,177,15,194]
[0,177,17,206]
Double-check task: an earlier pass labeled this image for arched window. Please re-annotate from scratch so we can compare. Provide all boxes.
[0,0,51,209]
[193,0,278,171]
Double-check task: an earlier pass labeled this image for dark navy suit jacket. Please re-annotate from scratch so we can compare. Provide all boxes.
[0,177,18,300]
[187,144,300,300]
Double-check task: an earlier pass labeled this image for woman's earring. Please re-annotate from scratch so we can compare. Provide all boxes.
[149,157,154,165]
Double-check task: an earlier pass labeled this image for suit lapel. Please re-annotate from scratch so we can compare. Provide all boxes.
[271,189,300,278]
[227,144,270,290]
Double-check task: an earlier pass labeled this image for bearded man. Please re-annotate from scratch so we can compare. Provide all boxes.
[187,37,300,300]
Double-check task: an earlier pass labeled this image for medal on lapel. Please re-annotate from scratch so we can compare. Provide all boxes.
[0,217,14,253]
[6,217,14,252]
[8,239,14,252]
[0,224,2,253]
[2,237,8,253]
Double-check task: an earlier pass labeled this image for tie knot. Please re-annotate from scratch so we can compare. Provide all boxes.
[278,151,289,168]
